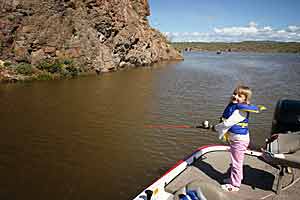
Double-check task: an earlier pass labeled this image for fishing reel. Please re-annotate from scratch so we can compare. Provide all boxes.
[196,120,214,130]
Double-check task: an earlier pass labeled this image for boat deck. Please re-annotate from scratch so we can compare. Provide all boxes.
[165,150,300,200]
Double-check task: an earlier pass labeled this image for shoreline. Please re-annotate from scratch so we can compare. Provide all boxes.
[1,48,299,84]
[181,49,300,54]
[0,58,183,84]
[172,41,300,53]
[0,59,114,84]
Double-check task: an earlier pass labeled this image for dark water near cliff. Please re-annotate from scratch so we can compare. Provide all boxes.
[1,52,300,199]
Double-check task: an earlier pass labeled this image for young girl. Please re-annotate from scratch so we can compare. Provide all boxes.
[214,85,260,192]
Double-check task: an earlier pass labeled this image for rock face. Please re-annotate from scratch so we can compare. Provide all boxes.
[0,0,182,73]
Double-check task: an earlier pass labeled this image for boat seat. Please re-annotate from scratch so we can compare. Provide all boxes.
[263,133,300,167]
[262,133,300,194]
[267,133,300,154]
[173,180,230,200]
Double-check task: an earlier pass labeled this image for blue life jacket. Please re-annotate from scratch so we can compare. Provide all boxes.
[179,190,200,200]
[222,103,259,135]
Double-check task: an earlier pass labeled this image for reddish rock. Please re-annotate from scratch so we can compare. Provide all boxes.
[0,0,183,73]
[65,47,81,58]
[31,49,45,65]
[44,47,56,54]
[22,25,35,33]
[14,45,29,62]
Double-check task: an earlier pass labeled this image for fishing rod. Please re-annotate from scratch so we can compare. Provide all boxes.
[145,121,214,129]
[145,105,267,130]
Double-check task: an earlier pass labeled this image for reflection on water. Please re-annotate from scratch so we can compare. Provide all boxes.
[0,52,300,199]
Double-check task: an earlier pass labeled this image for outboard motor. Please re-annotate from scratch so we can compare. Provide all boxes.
[271,99,300,135]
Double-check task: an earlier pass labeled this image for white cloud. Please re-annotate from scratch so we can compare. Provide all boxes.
[277,30,286,33]
[288,26,300,32]
[214,26,258,36]
[262,26,272,32]
[163,22,300,42]
[249,21,257,27]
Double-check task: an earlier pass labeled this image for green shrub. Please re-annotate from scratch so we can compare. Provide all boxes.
[7,15,16,21]
[63,59,73,65]
[16,63,33,75]
[66,65,80,77]
[60,65,80,77]
[4,61,12,67]
[60,59,80,77]
[38,59,63,73]
[37,59,81,77]
[36,72,53,81]
[38,60,51,71]
[49,60,63,73]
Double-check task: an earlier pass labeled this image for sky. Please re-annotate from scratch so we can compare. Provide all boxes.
[148,0,300,42]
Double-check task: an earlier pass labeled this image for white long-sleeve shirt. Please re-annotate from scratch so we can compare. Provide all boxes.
[214,109,250,141]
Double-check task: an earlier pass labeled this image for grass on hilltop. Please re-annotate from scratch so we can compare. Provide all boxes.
[171,41,300,53]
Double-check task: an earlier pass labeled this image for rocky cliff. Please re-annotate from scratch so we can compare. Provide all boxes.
[0,0,182,81]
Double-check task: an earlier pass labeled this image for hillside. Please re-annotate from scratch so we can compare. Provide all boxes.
[172,41,300,53]
[0,0,182,82]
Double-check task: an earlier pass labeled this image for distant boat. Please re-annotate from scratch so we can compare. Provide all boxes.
[216,50,222,54]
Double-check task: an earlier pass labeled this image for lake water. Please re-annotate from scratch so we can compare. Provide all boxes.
[1,52,300,199]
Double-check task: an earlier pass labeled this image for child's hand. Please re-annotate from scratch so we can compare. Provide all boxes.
[219,132,230,143]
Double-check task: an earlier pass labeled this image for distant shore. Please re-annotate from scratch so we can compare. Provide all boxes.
[172,41,300,53]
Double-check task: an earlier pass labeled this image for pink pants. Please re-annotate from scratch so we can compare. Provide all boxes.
[229,140,249,187]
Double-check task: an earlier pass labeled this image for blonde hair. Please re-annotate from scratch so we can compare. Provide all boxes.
[233,85,252,104]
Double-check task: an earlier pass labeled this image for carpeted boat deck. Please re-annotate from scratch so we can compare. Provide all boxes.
[165,151,300,200]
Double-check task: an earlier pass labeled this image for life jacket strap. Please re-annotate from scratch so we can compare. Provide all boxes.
[236,122,248,128]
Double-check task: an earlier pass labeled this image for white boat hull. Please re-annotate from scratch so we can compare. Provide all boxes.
[133,145,264,200]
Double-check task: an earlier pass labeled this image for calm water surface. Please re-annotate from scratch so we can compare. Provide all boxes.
[1,52,300,199]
